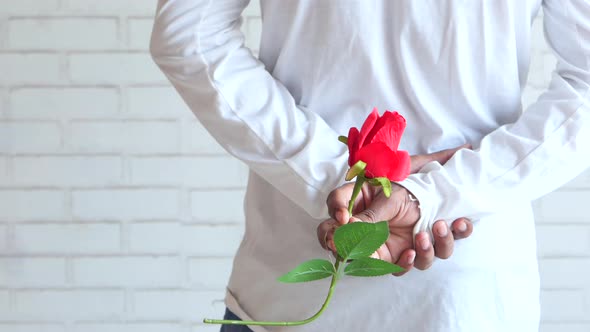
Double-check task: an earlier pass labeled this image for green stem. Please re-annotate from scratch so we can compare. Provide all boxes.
[347,174,366,217]
[203,260,343,327]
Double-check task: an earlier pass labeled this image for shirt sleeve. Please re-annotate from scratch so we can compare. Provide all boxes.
[150,0,348,219]
[399,0,590,235]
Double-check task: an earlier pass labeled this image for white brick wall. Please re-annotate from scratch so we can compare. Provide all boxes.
[0,2,588,332]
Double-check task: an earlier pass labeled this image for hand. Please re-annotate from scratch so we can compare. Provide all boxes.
[317,145,473,275]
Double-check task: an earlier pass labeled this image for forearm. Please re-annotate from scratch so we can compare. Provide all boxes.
[400,0,590,234]
[150,0,348,218]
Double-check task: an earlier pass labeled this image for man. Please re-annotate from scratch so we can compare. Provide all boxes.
[150,1,590,331]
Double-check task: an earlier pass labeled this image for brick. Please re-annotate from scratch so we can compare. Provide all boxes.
[0,122,61,153]
[536,225,590,257]
[62,0,157,16]
[0,325,65,332]
[0,258,66,287]
[9,88,119,119]
[14,290,124,320]
[190,190,245,222]
[0,0,59,14]
[13,156,122,186]
[130,157,247,187]
[126,87,190,118]
[128,18,153,50]
[68,121,179,154]
[0,190,66,222]
[533,191,590,223]
[538,258,590,288]
[0,54,61,84]
[540,289,588,321]
[188,258,232,289]
[0,89,7,116]
[129,223,244,255]
[0,226,7,250]
[182,121,228,154]
[73,324,187,332]
[0,291,8,318]
[0,157,8,184]
[72,189,179,220]
[183,225,243,256]
[68,53,166,84]
[129,222,181,253]
[72,257,181,287]
[8,18,118,50]
[13,224,120,254]
[133,290,225,321]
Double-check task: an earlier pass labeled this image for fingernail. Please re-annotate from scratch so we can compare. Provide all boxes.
[457,221,467,232]
[407,251,416,265]
[436,224,448,237]
[419,237,430,251]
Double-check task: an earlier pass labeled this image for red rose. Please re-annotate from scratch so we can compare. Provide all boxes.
[347,108,411,181]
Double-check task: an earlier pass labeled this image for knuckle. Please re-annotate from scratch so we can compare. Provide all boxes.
[358,208,377,222]
[326,190,337,205]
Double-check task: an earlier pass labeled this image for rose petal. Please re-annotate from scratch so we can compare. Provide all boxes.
[357,108,379,148]
[347,127,360,167]
[385,149,411,181]
[364,110,391,145]
[356,143,411,181]
[369,111,406,150]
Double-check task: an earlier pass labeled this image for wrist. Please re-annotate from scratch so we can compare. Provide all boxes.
[391,183,421,226]
[394,177,438,242]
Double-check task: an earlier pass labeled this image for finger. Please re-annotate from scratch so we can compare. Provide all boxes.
[326,187,351,225]
[409,143,471,173]
[451,217,473,240]
[317,219,338,251]
[432,220,453,259]
[393,249,416,277]
[416,144,467,169]
[351,207,379,224]
[413,231,435,270]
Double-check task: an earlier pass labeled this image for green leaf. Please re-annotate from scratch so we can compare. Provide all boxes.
[333,221,389,260]
[338,135,348,145]
[345,160,367,181]
[344,257,404,277]
[367,177,392,197]
[277,259,336,283]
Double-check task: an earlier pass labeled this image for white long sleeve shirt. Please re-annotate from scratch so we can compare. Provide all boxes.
[151,1,590,331]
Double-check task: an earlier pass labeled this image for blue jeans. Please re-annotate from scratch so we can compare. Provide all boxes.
[220,308,254,332]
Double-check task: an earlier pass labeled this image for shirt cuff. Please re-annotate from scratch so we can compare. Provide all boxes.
[395,166,441,242]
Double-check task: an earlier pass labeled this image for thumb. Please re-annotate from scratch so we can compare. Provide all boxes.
[350,190,398,224]
[326,185,353,225]
[409,143,471,173]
